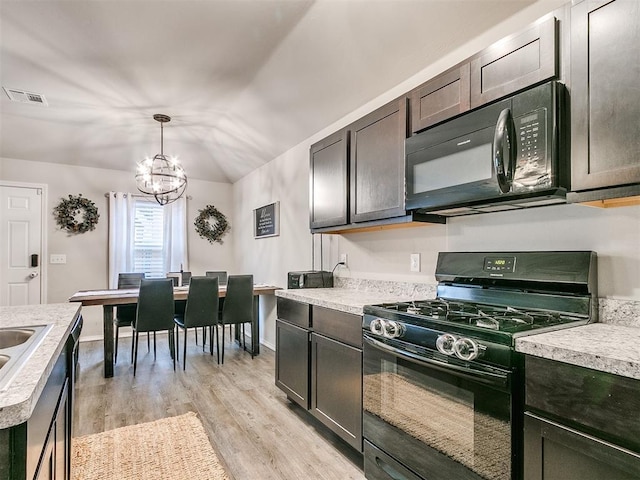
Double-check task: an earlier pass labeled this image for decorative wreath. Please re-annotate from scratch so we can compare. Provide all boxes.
[194,204,229,244]
[53,194,100,234]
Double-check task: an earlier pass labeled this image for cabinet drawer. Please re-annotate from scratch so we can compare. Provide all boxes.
[470,15,557,108]
[525,356,640,452]
[277,297,310,328]
[312,305,362,348]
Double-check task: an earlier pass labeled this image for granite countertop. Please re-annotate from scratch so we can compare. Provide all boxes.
[276,288,422,315]
[0,303,81,429]
[516,323,640,381]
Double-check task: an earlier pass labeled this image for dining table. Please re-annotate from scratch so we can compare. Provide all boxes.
[69,283,280,377]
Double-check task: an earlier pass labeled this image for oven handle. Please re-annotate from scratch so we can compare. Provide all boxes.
[363,334,510,389]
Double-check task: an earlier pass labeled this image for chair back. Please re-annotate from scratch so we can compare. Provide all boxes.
[116,273,145,322]
[183,276,219,328]
[205,271,228,286]
[222,275,253,325]
[135,278,175,332]
[167,271,192,286]
[118,272,145,289]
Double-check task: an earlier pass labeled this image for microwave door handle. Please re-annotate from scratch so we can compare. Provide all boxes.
[493,108,516,193]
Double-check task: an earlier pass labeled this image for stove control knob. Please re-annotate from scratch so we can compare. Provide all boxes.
[436,334,458,356]
[382,320,405,339]
[453,337,485,361]
[370,318,384,336]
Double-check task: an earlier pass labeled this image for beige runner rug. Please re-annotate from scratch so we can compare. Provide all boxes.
[72,412,230,480]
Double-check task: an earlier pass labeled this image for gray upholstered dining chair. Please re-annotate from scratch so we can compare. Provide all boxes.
[114,272,145,364]
[219,274,254,364]
[132,278,176,375]
[174,276,220,369]
[205,271,227,286]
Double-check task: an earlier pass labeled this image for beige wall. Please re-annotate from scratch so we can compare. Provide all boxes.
[233,0,640,347]
[0,157,235,339]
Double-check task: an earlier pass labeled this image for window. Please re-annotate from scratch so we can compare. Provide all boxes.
[108,192,187,289]
[132,200,164,278]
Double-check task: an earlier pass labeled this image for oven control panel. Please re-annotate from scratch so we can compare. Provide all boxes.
[483,256,515,273]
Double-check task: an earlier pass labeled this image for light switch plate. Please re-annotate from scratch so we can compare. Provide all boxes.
[50,254,66,264]
[410,253,420,272]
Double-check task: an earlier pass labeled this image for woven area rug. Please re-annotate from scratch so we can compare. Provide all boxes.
[72,412,230,480]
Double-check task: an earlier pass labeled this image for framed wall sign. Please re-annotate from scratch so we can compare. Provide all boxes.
[254,201,280,238]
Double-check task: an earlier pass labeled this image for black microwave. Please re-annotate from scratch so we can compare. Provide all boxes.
[405,81,568,215]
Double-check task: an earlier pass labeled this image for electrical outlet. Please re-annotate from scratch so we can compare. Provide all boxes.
[339,253,348,268]
[410,253,420,272]
[50,254,66,264]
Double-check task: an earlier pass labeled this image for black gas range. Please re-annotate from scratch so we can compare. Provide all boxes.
[362,251,597,480]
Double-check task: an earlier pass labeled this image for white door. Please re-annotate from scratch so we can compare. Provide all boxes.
[0,185,43,305]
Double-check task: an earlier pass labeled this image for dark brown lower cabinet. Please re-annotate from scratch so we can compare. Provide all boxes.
[275,299,363,453]
[524,413,640,480]
[0,340,72,480]
[310,332,362,451]
[524,355,640,480]
[275,319,309,409]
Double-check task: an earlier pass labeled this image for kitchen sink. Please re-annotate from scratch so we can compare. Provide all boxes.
[0,325,53,391]
[0,329,35,349]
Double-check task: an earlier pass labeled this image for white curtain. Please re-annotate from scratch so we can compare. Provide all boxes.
[108,192,188,289]
[163,196,188,273]
[108,192,135,289]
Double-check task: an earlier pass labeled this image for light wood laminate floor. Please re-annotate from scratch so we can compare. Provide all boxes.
[73,331,365,480]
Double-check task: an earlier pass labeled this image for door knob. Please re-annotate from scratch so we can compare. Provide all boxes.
[29,272,39,279]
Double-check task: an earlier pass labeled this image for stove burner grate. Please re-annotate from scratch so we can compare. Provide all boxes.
[383,299,577,333]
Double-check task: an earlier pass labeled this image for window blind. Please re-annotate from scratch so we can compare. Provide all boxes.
[133,200,164,278]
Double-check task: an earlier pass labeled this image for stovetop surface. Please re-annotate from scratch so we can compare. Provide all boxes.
[364,298,587,335]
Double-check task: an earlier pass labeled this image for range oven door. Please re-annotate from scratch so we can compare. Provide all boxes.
[363,333,520,480]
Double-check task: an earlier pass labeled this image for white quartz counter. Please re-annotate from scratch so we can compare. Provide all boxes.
[0,303,81,429]
[275,288,420,315]
[516,323,640,380]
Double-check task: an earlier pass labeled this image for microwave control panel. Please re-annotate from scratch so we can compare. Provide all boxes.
[514,108,548,186]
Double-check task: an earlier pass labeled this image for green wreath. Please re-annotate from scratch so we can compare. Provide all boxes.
[194,205,229,244]
[53,194,99,234]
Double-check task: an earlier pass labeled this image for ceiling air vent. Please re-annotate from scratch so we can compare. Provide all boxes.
[3,87,48,106]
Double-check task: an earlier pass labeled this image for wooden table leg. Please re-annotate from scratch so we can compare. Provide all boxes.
[103,305,114,378]
[251,295,260,356]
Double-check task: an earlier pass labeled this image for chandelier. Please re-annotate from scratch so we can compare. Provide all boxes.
[135,114,187,205]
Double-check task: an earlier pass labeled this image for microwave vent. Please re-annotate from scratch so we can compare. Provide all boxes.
[3,87,48,106]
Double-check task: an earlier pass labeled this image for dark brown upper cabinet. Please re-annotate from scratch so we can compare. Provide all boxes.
[309,129,349,229]
[568,0,640,204]
[470,15,557,108]
[410,62,471,133]
[350,97,408,223]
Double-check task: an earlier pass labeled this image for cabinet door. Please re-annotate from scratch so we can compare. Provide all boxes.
[34,434,54,480]
[524,413,640,480]
[470,16,557,108]
[410,62,471,133]
[54,381,69,480]
[350,98,407,223]
[275,320,310,409]
[310,129,349,229]
[311,333,362,451]
[571,0,640,192]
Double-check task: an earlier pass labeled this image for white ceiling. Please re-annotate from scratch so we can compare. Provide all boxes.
[1,0,542,184]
